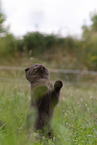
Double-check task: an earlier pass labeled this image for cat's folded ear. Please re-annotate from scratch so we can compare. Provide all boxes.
[25,68,29,72]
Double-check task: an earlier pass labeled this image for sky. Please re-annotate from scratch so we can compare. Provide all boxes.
[2,0,97,37]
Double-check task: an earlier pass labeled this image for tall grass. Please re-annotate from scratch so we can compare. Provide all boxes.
[0,80,97,145]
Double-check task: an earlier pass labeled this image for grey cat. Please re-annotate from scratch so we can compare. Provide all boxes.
[25,64,63,138]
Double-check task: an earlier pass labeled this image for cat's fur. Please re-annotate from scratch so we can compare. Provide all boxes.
[25,64,63,137]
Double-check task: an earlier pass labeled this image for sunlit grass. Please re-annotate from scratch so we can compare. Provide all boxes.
[0,81,97,145]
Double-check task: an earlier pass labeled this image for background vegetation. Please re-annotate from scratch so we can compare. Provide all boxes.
[0,2,97,145]
[1,2,97,70]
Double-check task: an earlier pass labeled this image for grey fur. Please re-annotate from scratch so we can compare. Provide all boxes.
[25,64,63,138]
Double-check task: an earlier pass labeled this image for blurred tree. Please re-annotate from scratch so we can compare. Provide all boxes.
[82,25,90,40]
[0,33,17,57]
[81,12,97,70]
[0,1,8,37]
[23,32,45,55]
[44,34,57,48]
[90,12,97,31]
[82,12,97,39]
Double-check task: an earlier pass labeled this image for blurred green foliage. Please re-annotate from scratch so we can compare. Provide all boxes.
[0,34,17,57]
[81,11,97,70]
[1,2,97,70]
[0,1,9,36]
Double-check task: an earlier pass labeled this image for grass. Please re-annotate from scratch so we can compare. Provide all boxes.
[0,80,97,145]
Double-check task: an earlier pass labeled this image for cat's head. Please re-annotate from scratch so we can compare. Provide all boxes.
[25,64,49,84]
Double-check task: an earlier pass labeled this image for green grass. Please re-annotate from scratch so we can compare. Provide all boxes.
[0,81,97,145]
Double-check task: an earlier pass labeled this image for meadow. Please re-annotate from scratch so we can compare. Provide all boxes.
[0,76,97,145]
[0,3,97,144]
